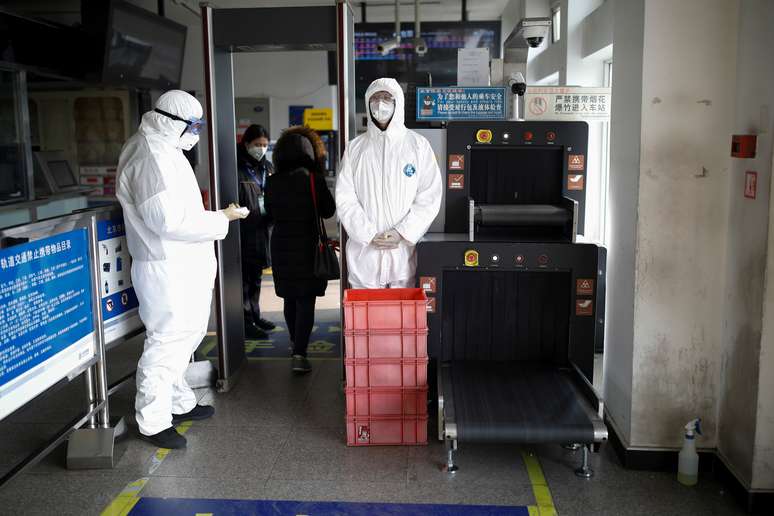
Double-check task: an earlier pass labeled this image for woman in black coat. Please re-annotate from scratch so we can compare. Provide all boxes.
[237,124,275,339]
[265,126,335,373]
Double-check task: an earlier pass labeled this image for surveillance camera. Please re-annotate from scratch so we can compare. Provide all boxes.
[377,37,401,55]
[508,72,526,96]
[413,37,428,56]
[516,18,550,49]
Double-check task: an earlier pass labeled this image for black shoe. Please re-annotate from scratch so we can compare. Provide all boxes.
[291,355,312,373]
[245,323,269,340]
[172,404,215,425]
[256,318,276,331]
[140,427,187,449]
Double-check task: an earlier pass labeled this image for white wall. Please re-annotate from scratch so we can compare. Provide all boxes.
[232,52,336,141]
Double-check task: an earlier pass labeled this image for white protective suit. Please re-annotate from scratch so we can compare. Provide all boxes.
[116,90,229,436]
[336,78,442,289]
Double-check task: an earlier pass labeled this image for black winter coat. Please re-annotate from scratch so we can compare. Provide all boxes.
[237,152,272,270]
[265,168,335,298]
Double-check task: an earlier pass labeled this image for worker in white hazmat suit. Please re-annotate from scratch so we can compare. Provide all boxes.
[336,78,442,289]
[117,90,247,449]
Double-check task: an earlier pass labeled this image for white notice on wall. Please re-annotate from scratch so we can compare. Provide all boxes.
[457,48,490,87]
[524,86,612,121]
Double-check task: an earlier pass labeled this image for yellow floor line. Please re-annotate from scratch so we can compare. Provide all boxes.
[522,450,558,516]
[100,421,194,516]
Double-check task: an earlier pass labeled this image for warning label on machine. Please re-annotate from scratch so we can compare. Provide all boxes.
[448,174,465,190]
[448,155,465,170]
[576,299,594,316]
[568,174,585,190]
[576,279,594,296]
[426,298,436,313]
[420,276,437,293]
[568,155,585,170]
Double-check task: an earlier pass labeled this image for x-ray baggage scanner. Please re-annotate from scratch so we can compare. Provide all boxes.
[416,121,607,476]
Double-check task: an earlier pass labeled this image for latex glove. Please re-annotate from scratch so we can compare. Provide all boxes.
[222,203,249,221]
[371,229,402,250]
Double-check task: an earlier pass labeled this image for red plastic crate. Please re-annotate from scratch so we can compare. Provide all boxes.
[343,289,427,331]
[344,329,428,359]
[345,386,428,417]
[345,357,428,388]
[346,415,428,446]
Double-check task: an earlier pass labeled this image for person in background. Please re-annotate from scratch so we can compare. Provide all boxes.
[335,78,442,289]
[264,126,335,374]
[116,90,247,449]
[237,124,276,340]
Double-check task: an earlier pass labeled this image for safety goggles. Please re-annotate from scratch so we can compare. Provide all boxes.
[154,108,206,135]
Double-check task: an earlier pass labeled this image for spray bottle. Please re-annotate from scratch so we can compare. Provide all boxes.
[678,418,702,486]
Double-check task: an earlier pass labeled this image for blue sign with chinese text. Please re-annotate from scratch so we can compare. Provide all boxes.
[0,229,93,388]
[97,218,139,322]
[416,87,507,121]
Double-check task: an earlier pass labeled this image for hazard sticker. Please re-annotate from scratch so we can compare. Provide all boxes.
[576,299,594,316]
[448,174,465,190]
[420,276,437,294]
[448,155,465,170]
[568,174,585,190]
[426,297,436,313]
[576,279,594,296]
[464,249,479,267]
[568,154,585,171]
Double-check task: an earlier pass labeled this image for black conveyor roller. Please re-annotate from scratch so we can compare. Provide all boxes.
[448,361,595,444]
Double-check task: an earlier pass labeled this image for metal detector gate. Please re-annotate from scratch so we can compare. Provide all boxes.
[201,2,356,391]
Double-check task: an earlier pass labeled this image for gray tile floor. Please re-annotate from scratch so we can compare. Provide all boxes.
[0,322,750,516]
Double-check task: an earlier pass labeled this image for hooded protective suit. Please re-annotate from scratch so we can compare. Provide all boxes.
[335,78,442,288]
[117,90,229,436]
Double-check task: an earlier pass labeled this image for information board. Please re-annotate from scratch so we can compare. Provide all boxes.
[0,229,96,420]
[416,87,507,121]
[97,218,141,344]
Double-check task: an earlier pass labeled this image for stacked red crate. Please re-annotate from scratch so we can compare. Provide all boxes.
[343,288,429,446]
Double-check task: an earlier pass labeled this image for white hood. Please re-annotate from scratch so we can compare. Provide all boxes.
[365,78,406,140]
[139,90,203,147]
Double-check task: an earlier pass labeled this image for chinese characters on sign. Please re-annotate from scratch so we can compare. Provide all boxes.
[0,230,94,388]
[417,87,506,121]
[97,218,141,343]
[524,87,612,121]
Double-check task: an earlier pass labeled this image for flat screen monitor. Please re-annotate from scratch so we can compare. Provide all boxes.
[34,151,81,194]
[103,1,187,90]
[47,160,78,188]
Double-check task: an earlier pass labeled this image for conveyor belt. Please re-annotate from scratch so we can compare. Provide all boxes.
[446,361,595,444]
[475,204,571,227]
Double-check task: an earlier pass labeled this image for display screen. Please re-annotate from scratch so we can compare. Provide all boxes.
[104,2,186,89]
[355,21,501,113]
[47,160,77,188]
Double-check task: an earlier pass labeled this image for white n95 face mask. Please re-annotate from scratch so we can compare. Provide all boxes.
[370,99,395,124]
[248,145,268,160]
[178,132,200,151]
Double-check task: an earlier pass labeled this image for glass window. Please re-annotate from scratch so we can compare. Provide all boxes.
[0,69,32,204]
[74,97,126,166]
[551,6,561,44]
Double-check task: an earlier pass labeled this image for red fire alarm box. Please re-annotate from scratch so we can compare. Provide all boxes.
[731,135,756,158]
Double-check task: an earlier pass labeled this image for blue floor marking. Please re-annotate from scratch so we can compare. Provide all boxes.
[129,498,530,515]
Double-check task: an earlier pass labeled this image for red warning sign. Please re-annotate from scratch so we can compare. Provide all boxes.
[568,174,585,191]
[448,174,465,190]
[576,299,594,316]
[420,276,437,294]
[448,155,465,170]
[426,297,437,313]
[568,154,585,171]
[576,279,594,296]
